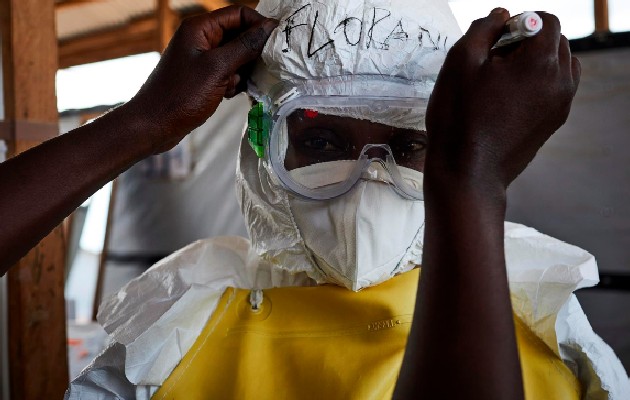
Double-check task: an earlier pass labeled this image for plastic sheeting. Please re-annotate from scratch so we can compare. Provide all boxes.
[106,94,250,256]
[250,0,462,97]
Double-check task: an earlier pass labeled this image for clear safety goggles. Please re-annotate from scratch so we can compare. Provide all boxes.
[247,77,432,201]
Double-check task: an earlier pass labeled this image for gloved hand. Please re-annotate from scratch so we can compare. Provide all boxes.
[425,9,581,190]
[126,6,278,154]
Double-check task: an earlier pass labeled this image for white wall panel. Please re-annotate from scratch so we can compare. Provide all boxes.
[507,48,630,274]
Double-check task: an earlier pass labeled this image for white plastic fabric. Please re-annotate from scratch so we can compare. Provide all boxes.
[65,236,317,400]
[106,94,250,255]
[289,178,425,291]
[287,100,428,131]
[249,0,463,97]
[264,77,433,132]
[245,0,462,286]
[248,0,460,168]
[504,224,630,396]
[66,221,630,399]
[239,125,426,287]
[97,236,314,385]
[288,161,423,191]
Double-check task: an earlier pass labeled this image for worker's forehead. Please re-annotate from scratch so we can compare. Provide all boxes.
[287,110,424,134]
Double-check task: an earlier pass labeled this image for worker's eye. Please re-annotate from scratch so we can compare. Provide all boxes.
[299,129,347,153]
[303,137,340,152]
[390,130,427,157]
[396,140,425,152]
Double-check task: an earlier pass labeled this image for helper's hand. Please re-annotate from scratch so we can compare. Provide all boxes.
[127,6,278,154]
[0,6,277,275]
[425,9,581,189]
[397,13,579,397]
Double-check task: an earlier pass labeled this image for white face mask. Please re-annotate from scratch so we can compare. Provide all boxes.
[288,179,425,291]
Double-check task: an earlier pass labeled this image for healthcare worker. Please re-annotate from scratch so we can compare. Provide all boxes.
[67,1,630,399]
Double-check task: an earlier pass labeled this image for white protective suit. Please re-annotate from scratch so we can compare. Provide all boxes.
[66,0,630,398]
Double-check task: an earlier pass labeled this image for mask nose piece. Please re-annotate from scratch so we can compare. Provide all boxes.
[359,144,394,183]
[364,146,388,161]
[363,160,392,183]
[366,166,379,180]
[360,143,394,163]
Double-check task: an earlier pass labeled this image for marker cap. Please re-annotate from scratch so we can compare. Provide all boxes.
[519,12,543,36]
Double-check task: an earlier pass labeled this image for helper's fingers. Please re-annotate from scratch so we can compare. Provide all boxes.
[212,18,278,75]
[558,35,570,56]
[209,5,268,34]
[558,35,581,95]
[224,74,241,98]
[182,6,267,49]
[459,8,510,64]
[558,35,571,71]
[524,12,561,58]
[571,56,582,94]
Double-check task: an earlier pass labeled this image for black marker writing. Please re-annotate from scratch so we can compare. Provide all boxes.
[383,19,409,50]
[282,4,311,53]
[367,8,391,49]
[335,16,363,46]
[279,5,449,55]
[307,10,335,57]
[419,26,443,50]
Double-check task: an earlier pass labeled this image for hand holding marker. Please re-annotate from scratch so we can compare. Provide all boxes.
[494,12,543,48]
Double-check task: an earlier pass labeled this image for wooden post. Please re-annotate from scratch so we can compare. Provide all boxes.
[594,0,610,33]
[157,0,177,52]
[92,179,117,321]
[0,0,69,398]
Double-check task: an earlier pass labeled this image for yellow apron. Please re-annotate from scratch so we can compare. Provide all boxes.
[153,269,580,399]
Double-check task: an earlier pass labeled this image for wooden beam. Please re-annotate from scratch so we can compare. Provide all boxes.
[594,0,610,33]
[59,4,245,68]
[157,0,178,52]
[0,0,69,399]
[199,0,233,11]
[59,15,158,68]
[55,0,105,10]
[92,179,118,321]
[233,1,258,8]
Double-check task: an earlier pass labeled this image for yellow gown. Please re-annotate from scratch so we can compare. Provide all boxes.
[153,269,580,400]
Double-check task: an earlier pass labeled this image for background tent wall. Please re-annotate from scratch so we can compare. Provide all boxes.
[94,95,250,306]
[506,41,630,370]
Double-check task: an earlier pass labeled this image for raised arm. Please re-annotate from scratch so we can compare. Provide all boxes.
[394,9,581,399]
[0,6,278,276]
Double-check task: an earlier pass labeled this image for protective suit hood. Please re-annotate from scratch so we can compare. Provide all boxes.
[237,130,331,283]
[239,0,463,286]
[249,0,463,98]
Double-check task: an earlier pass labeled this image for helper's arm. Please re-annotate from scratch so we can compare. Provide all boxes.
[0,6,278,277]
[394,10,581,400]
